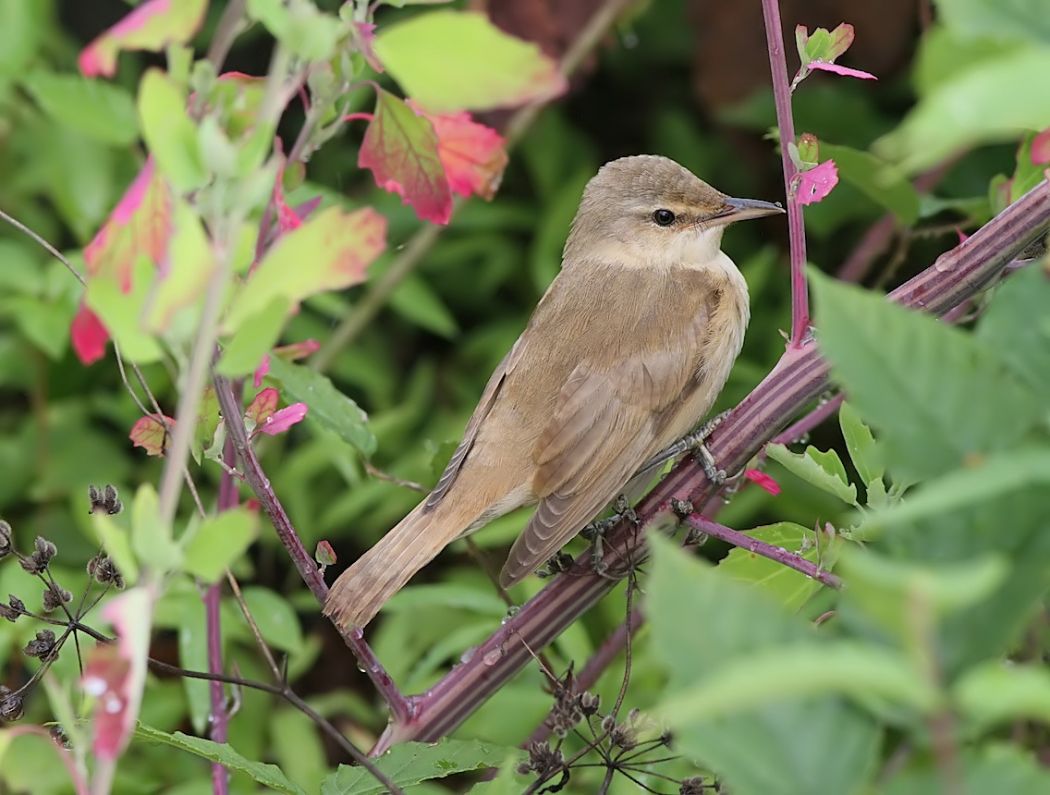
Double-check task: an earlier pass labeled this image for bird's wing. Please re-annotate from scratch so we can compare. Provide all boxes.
[424,339,526,511]
[499,344,699,587]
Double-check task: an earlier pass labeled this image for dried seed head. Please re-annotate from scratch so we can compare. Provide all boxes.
[34,536,57,564]
[24,629,56,660]
[609,721,636,750]
[42,583,72,613]
[0,603,18,623]
[0,520,11,558]
[87,553,124,589]
[0,687,24,722]
[518,741,564,777]
[580,691,600,716]
[679,777,707,795]
[49,724,71,748]
[89,484,122,515]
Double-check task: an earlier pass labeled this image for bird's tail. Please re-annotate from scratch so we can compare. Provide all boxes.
[323,503,454,630]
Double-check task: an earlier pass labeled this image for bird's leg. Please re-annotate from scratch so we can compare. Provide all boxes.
[581,494,638,577]
[639,410,732,485]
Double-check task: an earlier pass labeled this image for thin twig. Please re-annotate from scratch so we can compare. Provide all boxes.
[686,515,842,589]
[760,0,808,347]
[205,0,248,70]
[212,373,413,724]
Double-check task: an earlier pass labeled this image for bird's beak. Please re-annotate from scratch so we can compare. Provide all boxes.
[712,196,785,225]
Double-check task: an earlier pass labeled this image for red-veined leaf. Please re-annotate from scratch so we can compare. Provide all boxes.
[359,89,451,224]
[410,102,508,200]
[129,414,174,457]
[78,0,208,78]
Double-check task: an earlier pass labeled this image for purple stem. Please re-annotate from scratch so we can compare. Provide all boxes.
[212,374,412,724]
[206,427,242,794]
[770,393,845,447]
[761,0,808,348]
[371,179,1050,751]
[687,514,841,588]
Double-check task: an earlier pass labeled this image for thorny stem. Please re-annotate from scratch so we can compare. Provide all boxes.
[212,373,412,724]
[373,178,1050,749]
[761,0,809,348]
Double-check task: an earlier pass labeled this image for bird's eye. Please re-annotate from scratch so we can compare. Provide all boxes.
[652,209,676,226]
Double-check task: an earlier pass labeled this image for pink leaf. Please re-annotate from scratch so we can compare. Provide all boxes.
[1032,128,1050,165]
[359,89,452,224]
[353,22,383,72]
[245,387,280,426]
[259,402,308,436]
[409,102,508,200]
[274,338,320,360]
[808,61,877,81]
[796,160,839,206]
[82,588,152,760]
[744,469,781,496]
[129,414,174,457]
[83,158,173,292]
[71,303,110,365]
[78,0,208,78]
[252,355,270,388]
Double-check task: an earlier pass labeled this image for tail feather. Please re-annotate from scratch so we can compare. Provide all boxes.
[323,504,449,630]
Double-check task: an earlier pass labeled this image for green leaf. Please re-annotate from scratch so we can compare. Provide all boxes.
[265,357,376,456]
[766,443,858,505]
[79,0,207,78]
[467,754,529,793]
[839,547,1008,648]
[181,507,259,583]
[248,0,342,61]
[374,11,566,113]
[718,522,839,610]
[809,270,1041,481]
[839,400,884,485]
[819,143,919,224]
[138,68,207,191]
[976,266,1050,402]
[224,205,386,332]
[271,708,327,794]
[389,275,459,338]
[955,662,1050,730]
[90,513,140,585]
[86,257,165,363]
[932,0,1050,45]
[385,583,509,617]
[22,71,138,145]
[178,597,210,735]
[660,641,936,725]
[131,483,182,573]
[862,447,1050,528]
[321,738,518,794]
[885,745,1050,795]
[875,47,1050,173]
[135,723,306,795]
[217,296,290,377]
[241,586,304,653]
[1,296,73,359]
[142,201,218,334]
[647,536,880,795]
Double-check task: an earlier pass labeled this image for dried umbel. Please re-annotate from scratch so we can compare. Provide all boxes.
[24,629,57,660]
[87,553,125,589]
[20,536,57,575]
[42,582,72,613]
[517,741,565,778]
[88,484,123,515]
[679,776,708,795]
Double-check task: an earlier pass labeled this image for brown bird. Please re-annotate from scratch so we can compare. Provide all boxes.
[324,155,783,630]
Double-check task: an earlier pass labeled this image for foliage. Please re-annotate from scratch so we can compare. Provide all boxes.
[0,0,1047,793]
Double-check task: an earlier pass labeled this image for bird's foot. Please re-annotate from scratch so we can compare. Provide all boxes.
[582,494,638,576]
[640,410,732,480]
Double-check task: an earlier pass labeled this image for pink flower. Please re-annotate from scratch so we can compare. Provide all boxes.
[796,160,839,206]
[744,469,781,496]
[259,403,308,436]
